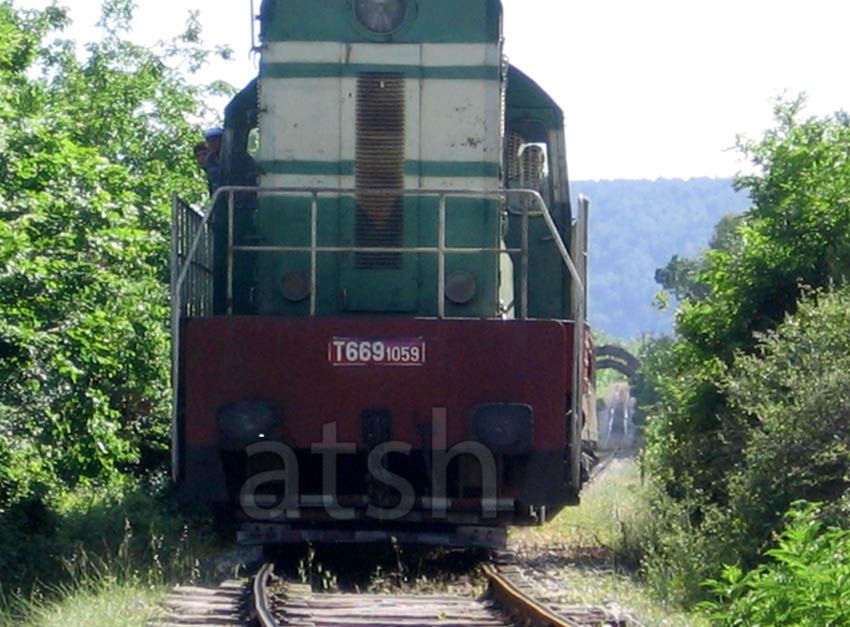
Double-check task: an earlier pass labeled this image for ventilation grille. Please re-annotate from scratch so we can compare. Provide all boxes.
[521,145,545,188]
[355,73,405,269]
[506,132,524,183]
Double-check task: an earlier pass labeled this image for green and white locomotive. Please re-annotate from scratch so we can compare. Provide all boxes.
[172,0,594,547]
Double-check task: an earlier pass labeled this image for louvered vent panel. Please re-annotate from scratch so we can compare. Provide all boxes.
[506,132,524,183]
[355,73,405,269]
[521,145,546,188]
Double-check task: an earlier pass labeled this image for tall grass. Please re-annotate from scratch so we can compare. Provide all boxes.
[512,458,708,627]
[0,479,216,626]
[514,458,649,564]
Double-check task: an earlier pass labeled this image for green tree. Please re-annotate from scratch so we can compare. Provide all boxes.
[680,98,850,356]
[725,287,850,548]
[646,98,850,496]
[654,213,744,302]
[0,0,221,504]
[639,98,850,604]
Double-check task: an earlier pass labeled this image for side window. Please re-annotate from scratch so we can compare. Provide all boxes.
[506,124,553,211]
[518,142,548,190]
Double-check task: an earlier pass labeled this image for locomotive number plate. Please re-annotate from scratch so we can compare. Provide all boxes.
[328,338,426,367]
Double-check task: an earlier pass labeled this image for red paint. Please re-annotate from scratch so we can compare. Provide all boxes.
[182,318,573,451]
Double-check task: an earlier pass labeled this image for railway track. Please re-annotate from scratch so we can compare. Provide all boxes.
[250,558,629,627]
[589,441,624,484]
[154,578,249,625]
[153,556,631,626]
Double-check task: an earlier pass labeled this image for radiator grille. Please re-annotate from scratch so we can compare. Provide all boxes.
[355,73,405,269]
[521,144,546,188]
[505,131,524,184]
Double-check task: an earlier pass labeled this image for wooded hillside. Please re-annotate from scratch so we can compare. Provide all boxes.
[575,177,751,339]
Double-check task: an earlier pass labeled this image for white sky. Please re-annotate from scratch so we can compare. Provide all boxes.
[14,0,850,180]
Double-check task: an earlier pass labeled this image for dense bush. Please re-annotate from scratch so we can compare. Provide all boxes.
[644,99,850,503]
[725,288,850,549]
[701,504,850,626]
[0,476,210,593]
[640,287,850,603]
[637,99,850,606]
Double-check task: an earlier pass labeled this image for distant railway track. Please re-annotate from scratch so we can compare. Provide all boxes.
[589,440,626,484]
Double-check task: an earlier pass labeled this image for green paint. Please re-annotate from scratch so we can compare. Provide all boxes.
[250,193,501,317]
[416,161,500,178]
[338,198,420,312]
[253,196,343,315]
[503,66,573,319]
[259,160,501,178]
[260,62,501,81]
[415,196,501,318]
[506,216,572,320]
[261,0,502,44]
[506,65,564,129]
[261,161,355,176]
[242,3,578,321]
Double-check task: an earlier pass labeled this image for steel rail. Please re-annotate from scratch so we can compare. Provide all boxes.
[589,441,624,484]
[253,562,281,627]
[483,564,581,627]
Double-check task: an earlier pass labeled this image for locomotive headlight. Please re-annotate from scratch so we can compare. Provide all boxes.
[354,0,408,34]
[217,401,280,452]
[470,403,534,455]
[445,271,477,305]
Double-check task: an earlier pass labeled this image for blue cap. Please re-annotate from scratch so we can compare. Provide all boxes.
[204,127,224,139]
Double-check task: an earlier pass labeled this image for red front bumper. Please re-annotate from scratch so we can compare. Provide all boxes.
[181,317,573,451]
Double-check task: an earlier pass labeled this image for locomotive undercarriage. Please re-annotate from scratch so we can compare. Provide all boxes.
[218,446,570,548]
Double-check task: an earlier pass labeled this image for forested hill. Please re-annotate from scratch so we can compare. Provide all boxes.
[573,177,751,339]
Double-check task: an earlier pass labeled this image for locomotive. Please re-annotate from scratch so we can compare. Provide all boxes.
[171,0,593,548]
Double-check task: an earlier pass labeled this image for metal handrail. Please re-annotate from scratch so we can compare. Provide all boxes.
[171,186,588,487]
[571,195,590,492]
[174,185,583,318]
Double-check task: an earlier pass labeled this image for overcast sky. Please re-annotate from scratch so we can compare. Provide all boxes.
[15,0,850,180]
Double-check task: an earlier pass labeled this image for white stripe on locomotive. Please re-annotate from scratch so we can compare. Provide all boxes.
[261,42,501,67]
[257,78,502,169]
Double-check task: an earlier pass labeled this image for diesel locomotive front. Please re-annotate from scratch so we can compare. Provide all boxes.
[171,0,594,548]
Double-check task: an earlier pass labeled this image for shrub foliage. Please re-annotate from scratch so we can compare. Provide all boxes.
[701,505,850,626]
[638,98,850,607]
[0,0,215,505]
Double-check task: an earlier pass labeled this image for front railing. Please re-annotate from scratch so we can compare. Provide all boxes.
[170,195,214,317]
[171,186,589,490]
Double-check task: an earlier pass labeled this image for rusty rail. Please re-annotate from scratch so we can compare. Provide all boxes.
[483,564,580,627]
[484,562,630,627]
